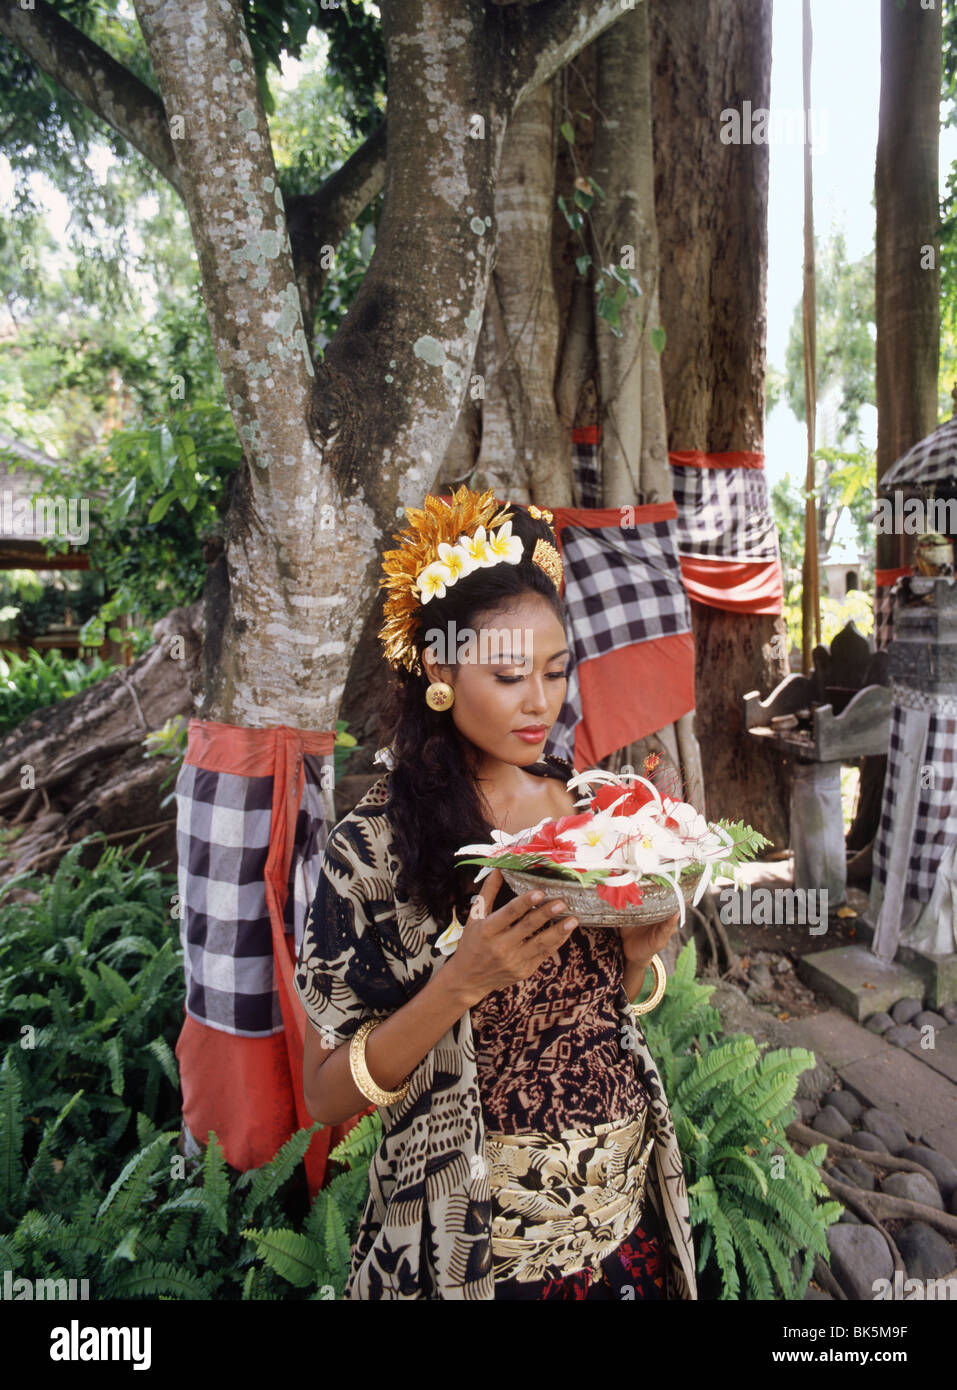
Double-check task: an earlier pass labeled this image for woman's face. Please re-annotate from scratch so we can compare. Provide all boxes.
[421,592,570,771]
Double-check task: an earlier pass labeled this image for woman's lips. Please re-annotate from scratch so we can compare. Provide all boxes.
[514,728,546,742]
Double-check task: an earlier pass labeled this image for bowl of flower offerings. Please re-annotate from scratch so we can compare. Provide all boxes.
[455,759,769,931]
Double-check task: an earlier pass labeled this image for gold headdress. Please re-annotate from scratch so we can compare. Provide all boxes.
[378,486,563,675]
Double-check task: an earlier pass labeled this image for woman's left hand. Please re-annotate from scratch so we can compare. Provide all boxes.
[616,910,681,968]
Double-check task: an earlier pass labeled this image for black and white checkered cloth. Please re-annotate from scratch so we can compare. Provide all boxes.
[872,700,957,904]
[881,419,957,488]
[670,463,780,561]
[175,750,333,1038]
[545,513,691,765]
[572,427,602,507]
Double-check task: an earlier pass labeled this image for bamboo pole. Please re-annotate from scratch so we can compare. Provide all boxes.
[800,0,821,672]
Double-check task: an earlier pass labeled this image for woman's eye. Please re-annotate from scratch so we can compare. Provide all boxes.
[495,669,569,684]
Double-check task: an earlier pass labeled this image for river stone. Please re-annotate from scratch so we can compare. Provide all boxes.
[832,1157,876,1192]
[751,963,774,988]
[812,1106,853,1140]
[824,1091,863,1123]
[891,997,923,1025]
[884,1024,921,1048]
[913,1011,947,1031]
[861,1108,910,1155]
[894,1223,957,1281]
[865,1012,894,1034]
[795,1097,819,1125]
[941,1001,957,1025]
[898,1146,957,1201]
[880,1172,944,1210]
[804,1288,834,1299]
[837,1210,863,1224]
[847,1131,889,1154]
[826,1225,893,1300]
[951,1188,957,1217]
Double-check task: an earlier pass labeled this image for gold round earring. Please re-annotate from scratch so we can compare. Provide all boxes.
[425,681,455,711]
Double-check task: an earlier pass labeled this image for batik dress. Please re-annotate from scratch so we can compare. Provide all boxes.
[293,755,698,1301]
[472,757,666,1299]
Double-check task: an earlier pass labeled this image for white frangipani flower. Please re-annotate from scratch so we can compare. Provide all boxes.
[435,540,476,583]
[415,559,454,603]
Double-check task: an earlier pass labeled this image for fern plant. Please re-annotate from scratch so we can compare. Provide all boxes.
[0,835,185,1199]
[241,1113,380,1298]
[639,940,843,1300]
[0,1051,375,1301]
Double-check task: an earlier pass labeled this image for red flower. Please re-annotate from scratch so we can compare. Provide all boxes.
[596,877,645,909]
[515,819,580,862]
[590,784,657,818]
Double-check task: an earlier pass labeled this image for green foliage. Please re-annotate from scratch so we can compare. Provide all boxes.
[0,830,377,1298]
[0,568,105,644]
[938,0,957,415]
[0,837,186,1185]
[771,441,877,655]
[0,1077,375,1300]
[0,648,117,732]
[142,716,190,809]
[781,585,875,660]
[555,115,642,341]
[781,232,875,439]
[639,942,843,1300]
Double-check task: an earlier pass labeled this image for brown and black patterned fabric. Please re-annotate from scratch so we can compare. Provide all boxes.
[294,765,698,1300]
[470,912,649,1134]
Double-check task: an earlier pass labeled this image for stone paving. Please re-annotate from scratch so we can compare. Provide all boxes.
[706,856,957,1299]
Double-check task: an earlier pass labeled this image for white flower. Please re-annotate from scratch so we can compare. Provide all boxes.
[435,540,476,582]
[457,522,523,569]
[454,821,552,881]
[558,812,626,860]
[435,905,466,956]
[661,797,710,840]
[485,519,524,565]
[415,559,454,603]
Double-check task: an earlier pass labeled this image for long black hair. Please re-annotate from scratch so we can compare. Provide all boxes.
[373,504,568,927]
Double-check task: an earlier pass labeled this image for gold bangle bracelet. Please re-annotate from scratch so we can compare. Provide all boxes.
[631,953,667,1016]
[348,1017,411,1107]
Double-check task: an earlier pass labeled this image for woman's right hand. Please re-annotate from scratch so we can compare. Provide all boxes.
[440,868,579,1008]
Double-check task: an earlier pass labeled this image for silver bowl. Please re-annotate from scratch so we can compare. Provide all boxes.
[499,865,704,928]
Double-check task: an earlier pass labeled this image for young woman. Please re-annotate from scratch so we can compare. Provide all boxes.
[294,488,698,1299]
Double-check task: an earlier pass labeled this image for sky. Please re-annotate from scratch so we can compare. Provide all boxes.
[766,0,957,498]
[1,0,954,508]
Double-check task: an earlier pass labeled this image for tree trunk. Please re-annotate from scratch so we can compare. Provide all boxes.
[875,0,941,563]
[649,0,790,847]
[127,0,625,738]
[342,8,707,822]
[0,603,203,878]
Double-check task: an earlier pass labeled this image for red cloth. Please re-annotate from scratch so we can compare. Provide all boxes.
[668,450,765,470]
[678,555,783,615]
[175,1011,369,1187]
[574,632,695,767]
[876,566,912,586]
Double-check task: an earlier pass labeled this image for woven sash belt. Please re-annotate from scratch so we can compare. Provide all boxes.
[484,1107,655,1285]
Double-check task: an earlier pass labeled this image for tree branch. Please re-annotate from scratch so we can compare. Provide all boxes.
[0,0,387,324]
[499,0,626,110]
[284,120,387,327]
[0,0,182,194]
